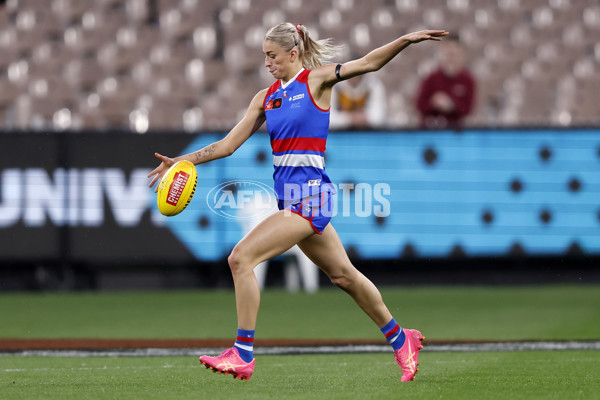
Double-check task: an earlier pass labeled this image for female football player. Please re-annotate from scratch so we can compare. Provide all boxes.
[149,23,448,382]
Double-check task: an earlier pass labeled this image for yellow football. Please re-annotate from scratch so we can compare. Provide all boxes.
[157,160,197,216]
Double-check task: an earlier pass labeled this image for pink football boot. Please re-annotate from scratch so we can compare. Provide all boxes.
[199,347,255,381]
[394,328,425,382]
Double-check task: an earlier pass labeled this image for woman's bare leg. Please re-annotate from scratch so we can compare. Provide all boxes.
[298,223,392,327]
[228,210,315,330]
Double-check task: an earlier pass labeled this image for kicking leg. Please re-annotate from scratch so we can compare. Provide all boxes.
[297,223,424,381]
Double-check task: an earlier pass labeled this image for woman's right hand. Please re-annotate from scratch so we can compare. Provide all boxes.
[147,152,175,193]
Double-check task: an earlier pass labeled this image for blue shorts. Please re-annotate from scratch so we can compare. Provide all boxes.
[277,191,333,234]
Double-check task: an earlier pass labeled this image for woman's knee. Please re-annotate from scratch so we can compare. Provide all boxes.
[228,245,253,277]
[329,268,359,291]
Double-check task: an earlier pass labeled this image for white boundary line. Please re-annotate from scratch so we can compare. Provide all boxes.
[1,341,599,357]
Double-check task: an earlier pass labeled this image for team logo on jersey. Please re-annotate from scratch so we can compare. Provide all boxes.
[265,98,283,110]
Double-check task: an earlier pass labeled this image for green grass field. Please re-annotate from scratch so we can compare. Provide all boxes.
[1,285,599,399]
[1,285,599,340]
[2,352,599,400]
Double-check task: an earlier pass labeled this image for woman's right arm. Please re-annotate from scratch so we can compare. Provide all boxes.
[148,88,267,190]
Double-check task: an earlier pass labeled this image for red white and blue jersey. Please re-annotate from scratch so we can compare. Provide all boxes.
[263,68,335,201]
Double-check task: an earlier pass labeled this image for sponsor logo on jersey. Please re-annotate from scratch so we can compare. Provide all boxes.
[266,98,283,111]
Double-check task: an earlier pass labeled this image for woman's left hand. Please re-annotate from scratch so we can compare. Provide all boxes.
[403,30,449,43]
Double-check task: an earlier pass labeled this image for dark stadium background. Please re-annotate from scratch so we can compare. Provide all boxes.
[0,0,598,290]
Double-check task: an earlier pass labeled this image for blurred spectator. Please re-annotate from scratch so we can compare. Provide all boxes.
[416,36,476,129]
[330,74,387,130]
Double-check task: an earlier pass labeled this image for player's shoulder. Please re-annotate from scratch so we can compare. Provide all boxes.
[255,84,278,109]
[306,64,339,88]
[296,68,311,83]
[266,79,281,96]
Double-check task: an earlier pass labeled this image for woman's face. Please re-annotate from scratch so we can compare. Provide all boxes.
[263,40,295,80]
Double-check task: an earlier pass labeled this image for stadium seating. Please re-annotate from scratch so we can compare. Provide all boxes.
[0,0,598,131]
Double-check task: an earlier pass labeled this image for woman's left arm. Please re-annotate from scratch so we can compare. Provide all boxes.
[314,30,449,87]
[308,30,448,109]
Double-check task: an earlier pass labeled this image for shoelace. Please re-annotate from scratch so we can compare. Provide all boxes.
[219,348,235,358]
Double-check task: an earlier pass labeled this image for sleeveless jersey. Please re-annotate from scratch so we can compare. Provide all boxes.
[263,68,335,201]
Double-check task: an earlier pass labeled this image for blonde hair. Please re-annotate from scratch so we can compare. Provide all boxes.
[264,23,341,70]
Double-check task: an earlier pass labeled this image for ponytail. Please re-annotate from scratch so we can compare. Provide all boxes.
[264,23,342,70]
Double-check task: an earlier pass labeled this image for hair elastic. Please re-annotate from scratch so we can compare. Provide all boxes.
[295,24,304,41]
[335,63,344,81]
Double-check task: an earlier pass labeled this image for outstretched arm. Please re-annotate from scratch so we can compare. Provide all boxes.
[343,30,449,78]
[148,89,267,191]
[314,30,449,87]
[308,30,448,107]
